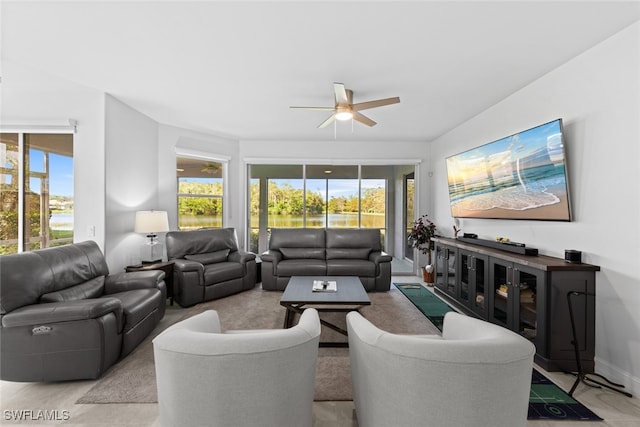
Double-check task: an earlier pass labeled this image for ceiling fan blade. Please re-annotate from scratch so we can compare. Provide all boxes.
[352,97,400,112]
[333,82,349,105]
[318,114,337,128]
[290,106,336,111]
[353,112,377,127]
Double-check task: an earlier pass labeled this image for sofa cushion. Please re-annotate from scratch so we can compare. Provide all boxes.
[166,228,239,260]
[0,252,54,314]
[203,262,245,285]
[268,228,325,250]
[276,259,327,276]
[279,247,325,260]
[185,249,230,265]
[40,277,105,303]
[326,248,371,260]
[107,288,162,333]
[36,241,110,291]
[326,228,382,251]
[327,259,376,276]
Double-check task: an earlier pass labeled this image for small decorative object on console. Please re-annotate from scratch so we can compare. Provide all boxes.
[565,249,582,263]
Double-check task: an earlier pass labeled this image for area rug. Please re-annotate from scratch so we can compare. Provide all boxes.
[529,369,602,420]
[394,282,603,421]
[77,284,439,404]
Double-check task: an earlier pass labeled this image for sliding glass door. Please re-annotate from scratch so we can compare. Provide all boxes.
[404,172,415,261]
[248,163,402,255]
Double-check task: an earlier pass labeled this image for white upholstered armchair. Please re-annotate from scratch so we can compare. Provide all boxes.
[153,308,321,427]
[347,311,535,427]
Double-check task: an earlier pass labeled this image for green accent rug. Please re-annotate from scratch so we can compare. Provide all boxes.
[394,283,603,421]
[394,283,454,331]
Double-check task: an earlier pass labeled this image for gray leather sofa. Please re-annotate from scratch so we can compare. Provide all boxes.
[0,241,166,382]
[165,228,257,307]
[261,228,392,291]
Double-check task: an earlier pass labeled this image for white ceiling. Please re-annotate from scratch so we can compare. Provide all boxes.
[2,1,639,142]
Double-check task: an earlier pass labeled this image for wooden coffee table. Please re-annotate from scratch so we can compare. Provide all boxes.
[280,276,371,347]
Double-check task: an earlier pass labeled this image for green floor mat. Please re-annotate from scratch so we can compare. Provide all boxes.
[394,283,454,331]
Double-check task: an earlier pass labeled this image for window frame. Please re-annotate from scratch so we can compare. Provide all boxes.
[175,148,230,230]
[1,128,75,254]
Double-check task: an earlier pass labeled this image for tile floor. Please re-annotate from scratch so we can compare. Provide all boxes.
[2,277,639,426]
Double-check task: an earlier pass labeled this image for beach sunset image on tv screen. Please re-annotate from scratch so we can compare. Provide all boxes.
[446,119,571,221]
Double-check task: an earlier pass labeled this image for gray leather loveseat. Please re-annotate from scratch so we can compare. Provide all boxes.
[165,228,257,307]
[261,228,392,291]
[0,241,166,382]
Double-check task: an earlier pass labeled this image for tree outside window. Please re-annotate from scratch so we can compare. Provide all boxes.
[177,157,223,230]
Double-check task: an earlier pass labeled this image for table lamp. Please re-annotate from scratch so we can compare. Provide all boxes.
[134,210,169,263]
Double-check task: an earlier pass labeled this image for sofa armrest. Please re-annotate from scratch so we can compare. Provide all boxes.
[173,258,205,273]
[228,250,256,264]
[104,270,165,294]
[1,299,123,328]
[260,250,282,264]
[369,251,392,264]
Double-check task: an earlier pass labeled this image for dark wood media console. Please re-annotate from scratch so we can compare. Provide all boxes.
[432,237,600,373]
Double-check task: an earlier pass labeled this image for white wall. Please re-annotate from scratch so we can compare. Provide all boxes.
[104,95,160,271]
[430,22,640,394]
[1,61,107,252]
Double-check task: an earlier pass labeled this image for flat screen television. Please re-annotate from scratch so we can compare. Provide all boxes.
[446,118,572,221]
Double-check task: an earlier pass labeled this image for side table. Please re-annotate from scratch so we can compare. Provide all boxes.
[126,261,175,305]
[255,256,262,283]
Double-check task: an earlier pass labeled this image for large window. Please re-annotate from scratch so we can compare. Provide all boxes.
[247,164,390,254]
[176,157,224,230]
[1,132,74,254]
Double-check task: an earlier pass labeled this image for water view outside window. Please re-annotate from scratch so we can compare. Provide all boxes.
[268,178,304,228]
[0,132,74,254]
[177,158,223,230]
[305,178,326,228]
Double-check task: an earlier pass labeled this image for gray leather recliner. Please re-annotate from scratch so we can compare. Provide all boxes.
[165,228,257,307]
[261,228,392,291]
[0,240,166,382]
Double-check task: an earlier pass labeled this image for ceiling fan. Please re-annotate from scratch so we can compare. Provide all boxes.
[290,82,400,128]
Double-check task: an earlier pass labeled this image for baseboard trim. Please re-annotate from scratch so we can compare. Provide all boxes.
[595,356,640,397]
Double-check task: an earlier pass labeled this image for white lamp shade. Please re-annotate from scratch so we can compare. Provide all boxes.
[134,211,169,234]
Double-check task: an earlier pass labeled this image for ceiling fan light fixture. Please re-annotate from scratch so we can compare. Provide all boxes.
[335,107,353,121]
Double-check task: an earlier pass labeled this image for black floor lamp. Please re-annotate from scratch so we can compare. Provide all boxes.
[566,291,632,398]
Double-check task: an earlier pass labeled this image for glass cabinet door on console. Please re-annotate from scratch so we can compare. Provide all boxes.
[489,258,543,344]
[458,250,472,307]
[434,243,457,298]
[459,249,489,318]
